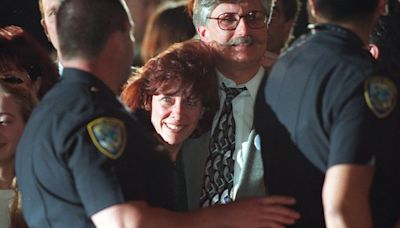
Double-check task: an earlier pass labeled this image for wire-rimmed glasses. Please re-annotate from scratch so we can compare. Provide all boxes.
[207,11,268,31]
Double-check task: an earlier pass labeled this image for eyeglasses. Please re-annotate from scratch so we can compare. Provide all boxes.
[207,11,268,31]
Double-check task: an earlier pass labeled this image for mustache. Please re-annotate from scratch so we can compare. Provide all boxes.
[219,36,255,46]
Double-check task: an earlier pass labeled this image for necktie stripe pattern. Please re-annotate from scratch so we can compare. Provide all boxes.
[200,83,247,207]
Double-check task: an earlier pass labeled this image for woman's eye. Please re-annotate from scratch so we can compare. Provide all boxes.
[160,96,173,104]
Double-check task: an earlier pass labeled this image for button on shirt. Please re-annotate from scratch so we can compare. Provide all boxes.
[214,67,265,199]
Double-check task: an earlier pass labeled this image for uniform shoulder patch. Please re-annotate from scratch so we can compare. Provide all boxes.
[87,117,127,159]
[364,76,398,119]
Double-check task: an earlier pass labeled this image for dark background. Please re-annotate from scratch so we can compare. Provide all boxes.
[0,0,52,51]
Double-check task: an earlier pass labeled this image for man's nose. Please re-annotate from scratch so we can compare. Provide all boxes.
[235,17,250,35]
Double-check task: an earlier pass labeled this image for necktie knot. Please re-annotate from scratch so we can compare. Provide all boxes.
[222,83,247,101]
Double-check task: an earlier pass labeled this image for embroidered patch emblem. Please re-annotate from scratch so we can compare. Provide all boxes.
[87,117,127,159]
[364,77,397,118]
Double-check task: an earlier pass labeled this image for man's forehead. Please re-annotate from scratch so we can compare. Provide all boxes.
[212,0,264,13]
[42,0,63,11]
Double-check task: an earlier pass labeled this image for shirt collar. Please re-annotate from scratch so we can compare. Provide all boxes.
[216,67,265,100]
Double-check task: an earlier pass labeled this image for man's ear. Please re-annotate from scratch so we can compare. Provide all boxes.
[41,19,51,39]
[197,25,210,42]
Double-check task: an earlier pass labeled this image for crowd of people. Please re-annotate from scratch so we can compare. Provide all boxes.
[1,0,399,227]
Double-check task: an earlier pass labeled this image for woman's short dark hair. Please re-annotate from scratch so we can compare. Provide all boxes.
[121,39,219,137]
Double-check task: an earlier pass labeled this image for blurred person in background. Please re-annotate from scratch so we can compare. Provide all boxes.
[38,0,64,74]
[0,25,59,99]
[263,0,299,69]
[141,0,196,63]
[125,0,164,66]
[0,83,37,228]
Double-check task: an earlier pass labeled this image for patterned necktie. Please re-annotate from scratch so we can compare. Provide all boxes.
[200,83,247,207]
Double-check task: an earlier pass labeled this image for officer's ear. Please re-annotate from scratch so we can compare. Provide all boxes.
[369,44,380,60]
[41,19,51,41]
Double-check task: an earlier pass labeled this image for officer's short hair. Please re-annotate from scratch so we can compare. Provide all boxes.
[192,0,273,30]
[314,0,379,22]
[57,0,130,60]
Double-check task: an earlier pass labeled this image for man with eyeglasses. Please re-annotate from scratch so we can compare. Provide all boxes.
[181,0,299,217]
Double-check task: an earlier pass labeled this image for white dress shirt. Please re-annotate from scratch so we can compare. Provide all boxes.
[214,67,265,199]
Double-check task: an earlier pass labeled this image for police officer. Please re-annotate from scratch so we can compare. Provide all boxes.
[255,0,400,227]
[15,0,175,227]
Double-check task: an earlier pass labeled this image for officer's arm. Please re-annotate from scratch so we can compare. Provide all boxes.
[91,201,181,228]
[91,197,300,227]
[322,164,374,228]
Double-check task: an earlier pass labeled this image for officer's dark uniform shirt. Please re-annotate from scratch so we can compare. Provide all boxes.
[254,24,400,227]
[15,68,175,227]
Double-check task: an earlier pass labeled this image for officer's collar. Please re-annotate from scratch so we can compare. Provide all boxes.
[308,23,364,48]
[61,68,116,98]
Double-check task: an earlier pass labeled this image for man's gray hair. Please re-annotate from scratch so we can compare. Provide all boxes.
[192,0,272,30]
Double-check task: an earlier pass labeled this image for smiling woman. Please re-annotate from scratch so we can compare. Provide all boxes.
[121,39,219,161]
[0,83,37,228]
[121,39,219,211]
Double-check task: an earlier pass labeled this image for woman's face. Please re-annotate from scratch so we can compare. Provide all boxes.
[150,93,204,147]
[0,94,24,165]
